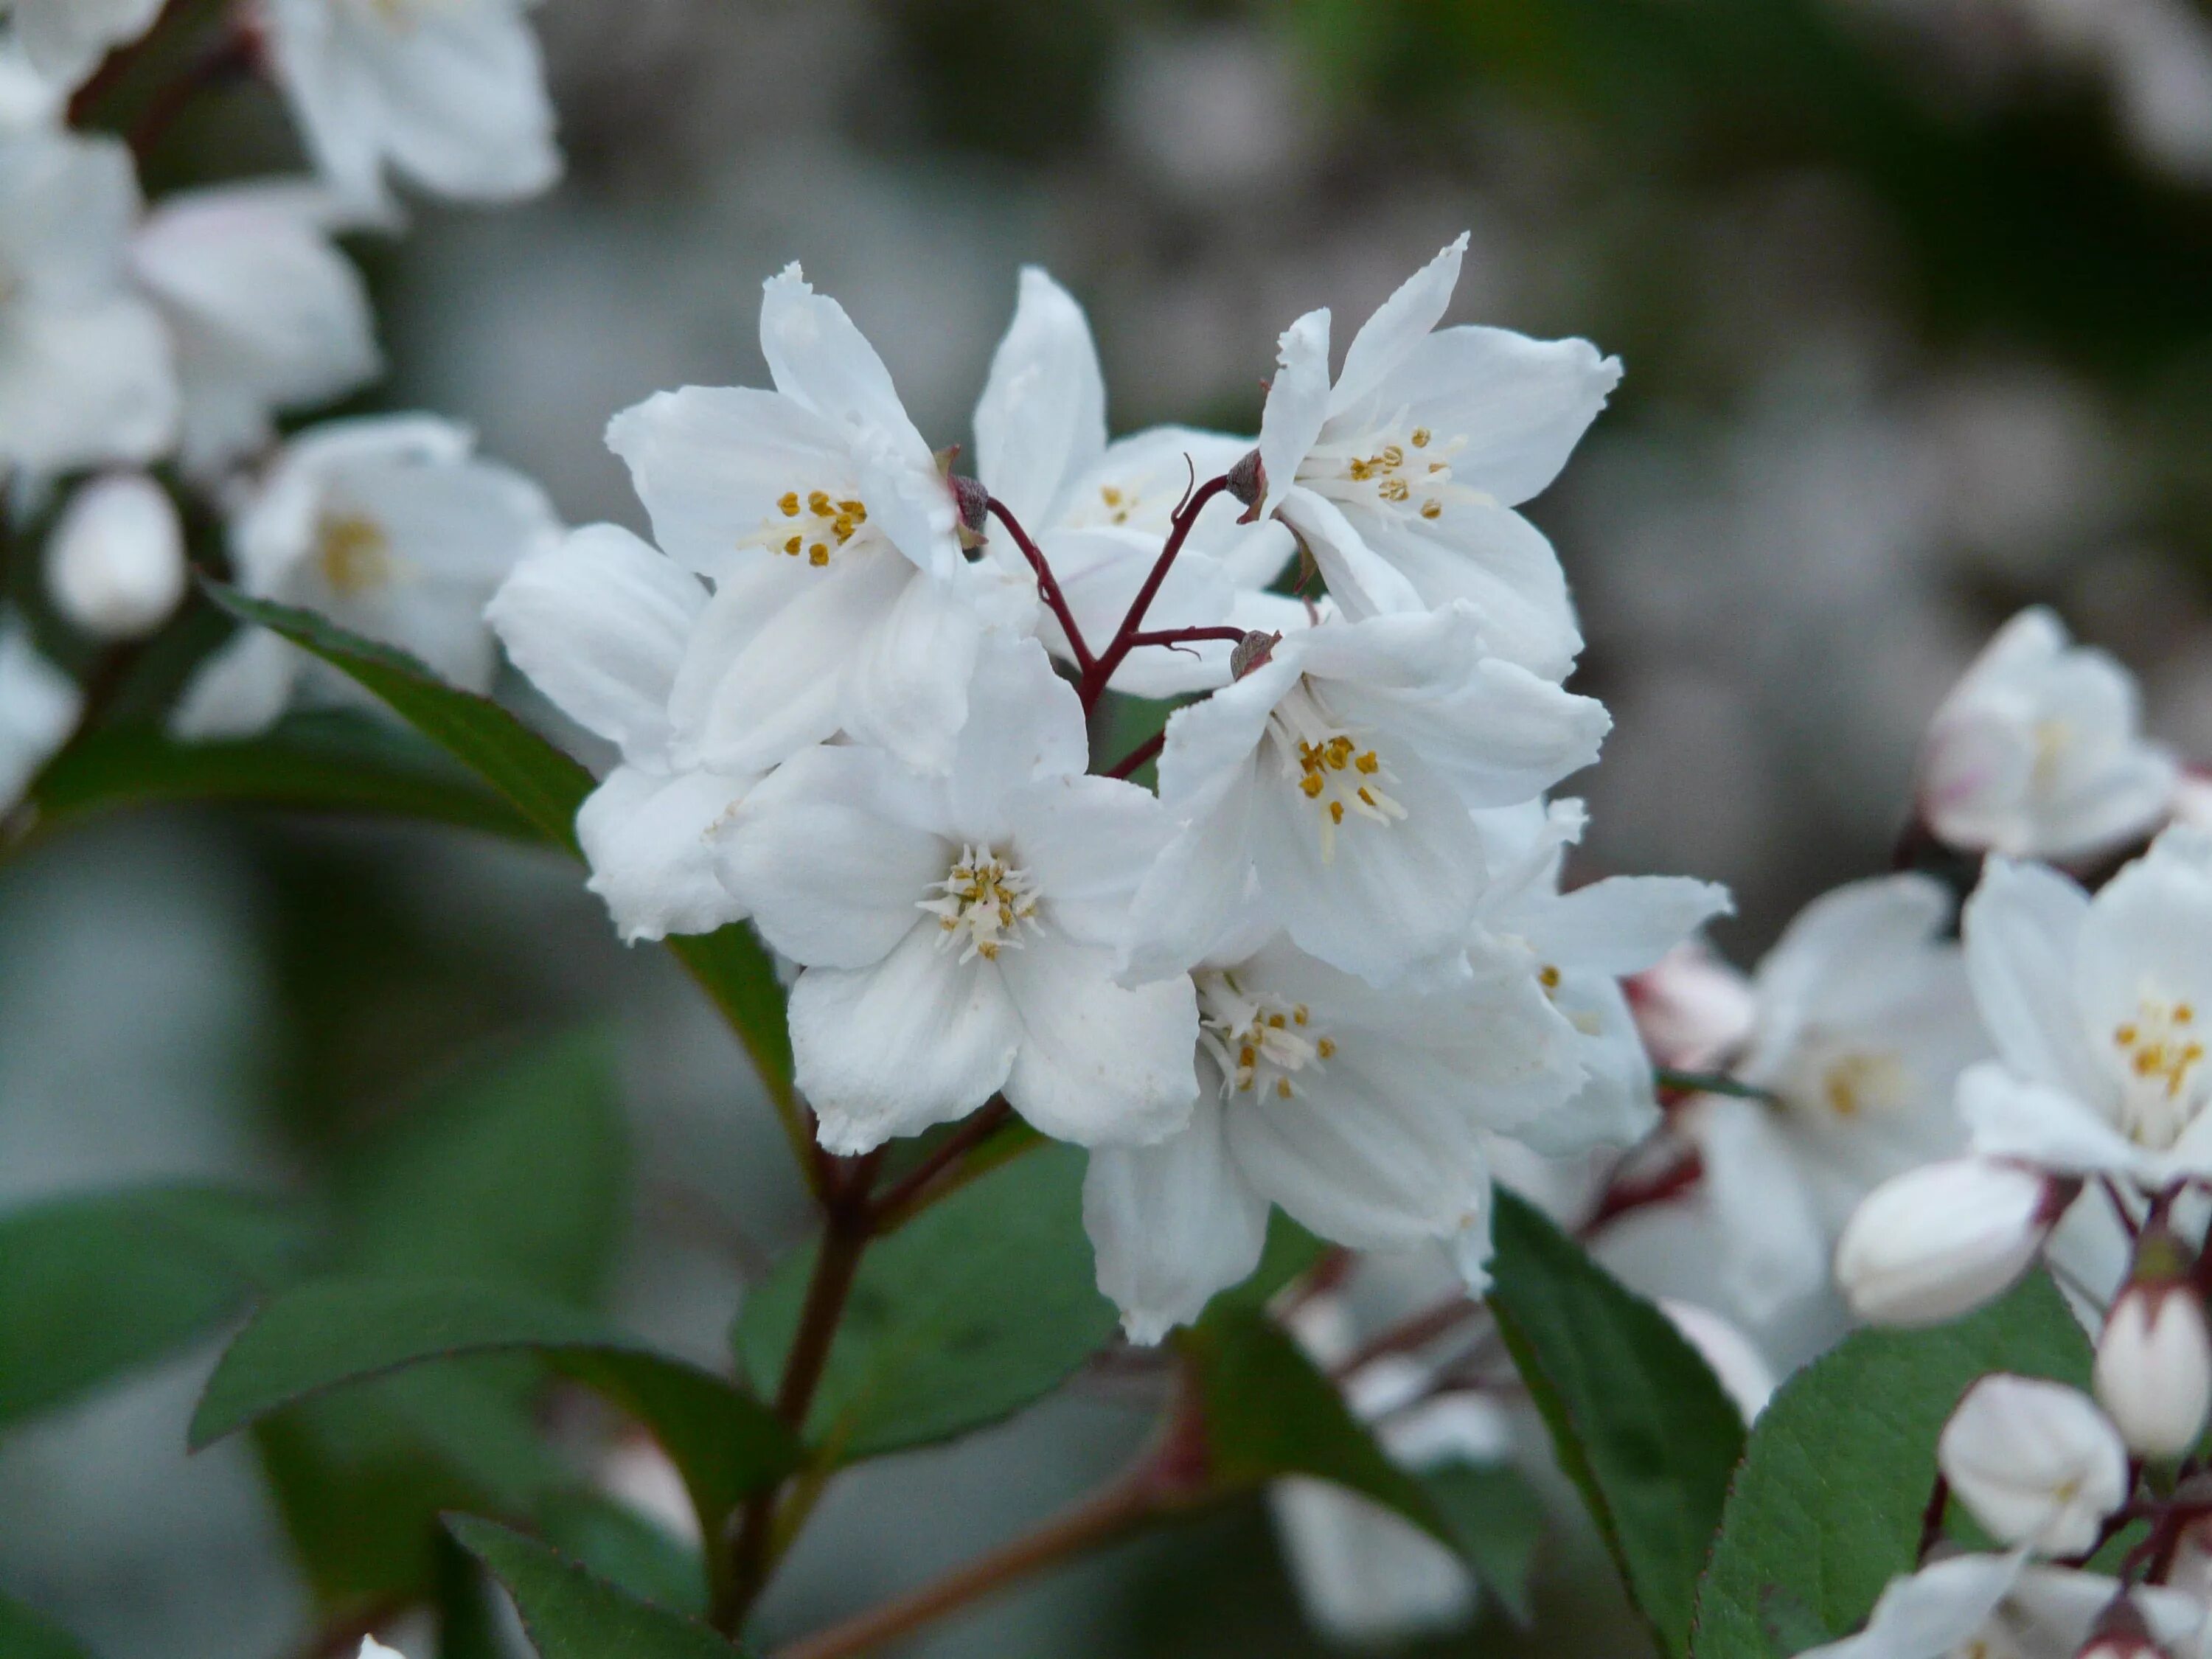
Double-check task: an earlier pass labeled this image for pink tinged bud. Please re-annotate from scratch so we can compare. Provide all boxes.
[2076,1590,2168,1659]
[1229,630,1281,681]
[1834,1159,2068,1327]
[45,473,186,641]
[2094,1283,2212,1458]
[1938,1374,2129,1555]
[1225,447,1265,521]
[949,473,990,549]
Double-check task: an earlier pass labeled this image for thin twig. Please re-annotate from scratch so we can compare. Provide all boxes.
[1103,731,1164,782]
[1079,475,1231,709]
[1652,1068,1780,1105]
[987,498,1093,673]
[865,1100,1012,1231]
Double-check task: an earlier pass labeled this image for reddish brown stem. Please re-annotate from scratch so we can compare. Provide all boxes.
[1332,1297,1481,1380]
[1120,626,1249,653]
[987,498,1093,674]
[128,29,255,161]
[1580,1147,1705,1237]
[1104,731,1165,782]
[1917,1475,1950,1562]
[1079,475,1231,711]
[865,1100,1012,1232]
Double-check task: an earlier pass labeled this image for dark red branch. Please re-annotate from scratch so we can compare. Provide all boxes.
[1120,626,1250,653]
[1080,475,1231,711]
[1104,731,1165,782]
[987,498,1093,674]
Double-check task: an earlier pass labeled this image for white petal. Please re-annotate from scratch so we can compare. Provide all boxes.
[168,627,301,741]
[1038,526,1238,698]
[1256,309,1332,518]
[1325,233,1467,420]
[1963,858,2107,1102]
[1744,873,1955,1079]
[1000,931,1198,1147]
[2073,834,2212,1068]
[1276,487,1425,621]
[1085,1097,1271,1344]
[576,764,753,944]
[1008,773,1171,951]
[1939,1374,2127,1555]
[487,524,704,756]
[1685,1094,1832,1324]
[974,266,1107,526]
[1120,779,1259,987]
[1958,1061,2138,1175]
[1796,1552,2028,1659]
[935,632,1089,834]
[839,566,993,779]
[791,927,1021,1154]
[1360,506,1581,678]
[1535,876,1733,978]
[0,298,177,475]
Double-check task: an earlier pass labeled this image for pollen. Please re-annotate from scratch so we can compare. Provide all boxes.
[1197,971,1334,1102]
[744,483,872,566]
[1539,965,1562,991]
[316,512,396,597]
[917,844,1042,965]
[1268,679,1406,861]
[1297,406,1495,526]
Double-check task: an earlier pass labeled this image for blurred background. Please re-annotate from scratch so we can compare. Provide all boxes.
[12,0,2212,1654]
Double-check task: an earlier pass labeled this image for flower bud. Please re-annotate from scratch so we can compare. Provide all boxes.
[949,473,990,549]
[1938,1374,2128,1554]
[45,473,185,641]
[1835,1159,2069,1327]
[1229,629,1281,680]
[2094,1280,2212,1458]
[1225,446,1265,521]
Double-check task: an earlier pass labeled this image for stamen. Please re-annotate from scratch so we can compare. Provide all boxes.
[1196,972,1332,1102]
[739,483,873,566]
[917,844,1042,964]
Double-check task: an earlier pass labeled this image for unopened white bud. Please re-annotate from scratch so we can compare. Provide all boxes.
[45,473,186,641]
[2094,1283,2212,1458]
[1938,1374,2129,1555]
[1835,1159,2064,1327]
[358,1641,408,1659]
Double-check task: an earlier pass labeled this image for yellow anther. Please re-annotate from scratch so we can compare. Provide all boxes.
[1355,751,1380,773]
[1315,1037,1336,1059]
[807,490,832,515]
[1300,773,1325,799]
[1329,801,1345,824]
[1411,428,1431,448]
[1540,966,1562,990]
[1276,1077,1294,1099]
[1293,1006,1308,1026]
[784,536,801,555]
[1420,501,1443,520]
[809,543,830,566]
[779,491,800,516]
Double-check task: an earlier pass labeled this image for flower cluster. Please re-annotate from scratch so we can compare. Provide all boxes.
[0,0,561,804]
[488,237,1733,1342]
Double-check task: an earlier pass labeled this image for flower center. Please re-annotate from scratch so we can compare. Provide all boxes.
[741,487,876,569]
[2030,717,2074,791]
[316,512,395,597]
[1297,410,1494,526]
[1265,678,1405,863]
[2110,992,2208,1150]
[917,845,1040,964]
[1780,1034,1913,1122]
[1197,970,1334,1101]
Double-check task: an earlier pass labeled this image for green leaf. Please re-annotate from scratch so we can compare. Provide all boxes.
[0,1184,312,1430]
[1423,1459,1548,1626]
[337,1031,628,1305]
[1203,1211,1327,1318]
[201,585,795,1113]
[204,583,592,851]
[734,1143,1117,1461]
[191,1278,800,1536]
[22,713,542,850]
[1486,1190,1746,1659]
[0,1592,97,1659]
[538,1492,708,1618]
[448,1516,746,1659]
[1691,1276,2091,1659]
[1178,1304,1453,1548]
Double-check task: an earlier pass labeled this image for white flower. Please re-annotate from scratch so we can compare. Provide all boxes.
[0,611,79,810]
[357,1640,408,1659]
[2094,1282,2212,1457]
[130,179,380,478]
[44,470,184,639]
[972,265,1304,696]
[1121,606,1608,990]
[1681,875,1989,1323]
[607,265,1034,780]
[1248,233,1620,678]
[1629,942,1758,1073]
[1799,1556,2200,1659]
[595,1433,702,1547]
[488,524,751,945]
[7,0,163,90]
[173,415,559,740]
[714,636,1197,1156]
[1938,1374,2129,1556]
[1959,830,2212,1186]
[259,0,560,210]
[0,128,176,476]
[1836,1158,2065,1327]
[1084,931,1582,1342]
[1470,798,1731,1153]
[1920,608,2176,863]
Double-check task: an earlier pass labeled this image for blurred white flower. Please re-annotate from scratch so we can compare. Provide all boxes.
[1084,930,1581,1342]
[1919,607,2175,862]
[130,179,380,479]
[595,1433,702,1547]
[44,470,185,640]
[1629,941,1759,1074]
[7,0,162,90]
[1836,1157,2065,1326]
[1800,1555,2199,1659]
[972,264,1303,697]
[1938,1374,2129,1555]
[1121,605,1608,990]
[608,264,1034,781]
[716,636,1197,1156]
[1248,233,1619,678]
[1958,831,2212,1186]
[173,414,559,740]
[488,523,751,945]
[0,611,79,810]
[0,128,176,476]
[1683,874,1989,1322]
[358,1641,408,1659]
[1659,1298,1778,1423]
[1470,798,1732,1153]
[2094,1281,2212,1457]
[258,0,560,210]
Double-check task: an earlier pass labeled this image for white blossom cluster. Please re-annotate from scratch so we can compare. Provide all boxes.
[486,235,1736,1343]
[0,0,562,800]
